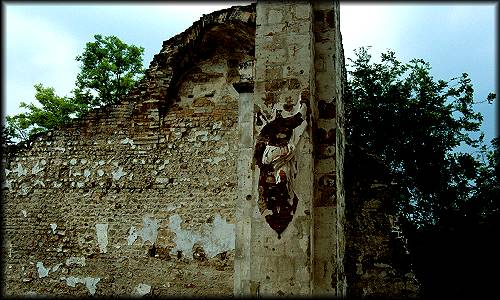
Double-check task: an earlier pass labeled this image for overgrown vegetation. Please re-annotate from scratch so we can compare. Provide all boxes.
[2,34,144,145]
[346,46,498,297]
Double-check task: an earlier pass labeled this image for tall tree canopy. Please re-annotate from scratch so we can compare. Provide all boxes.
[3,34,144,145]
[74,34,144,107]
[346,46,496,227]
[346,46,498,298]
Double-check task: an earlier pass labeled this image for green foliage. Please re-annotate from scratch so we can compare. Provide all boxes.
[347,47,498,297]
[346,46,496,227]
[5,84,85,142]
[3,34,145,144]
[75,34,145,107]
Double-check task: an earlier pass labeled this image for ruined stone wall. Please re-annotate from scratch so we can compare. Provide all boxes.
[344,144,420,298]
[2,2,421,298]
[1,5,255,297]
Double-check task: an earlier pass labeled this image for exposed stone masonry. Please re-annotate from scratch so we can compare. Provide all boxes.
[2,5,255,297]
[2,1,419,297]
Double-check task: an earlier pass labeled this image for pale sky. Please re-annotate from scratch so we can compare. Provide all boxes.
[3,2,497,146]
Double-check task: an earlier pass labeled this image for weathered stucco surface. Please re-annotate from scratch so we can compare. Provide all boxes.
[1,1,419,298]
[2,5,255,297]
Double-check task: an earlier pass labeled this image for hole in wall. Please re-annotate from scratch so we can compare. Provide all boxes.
[218,251,227,261]
[148,244,157,257]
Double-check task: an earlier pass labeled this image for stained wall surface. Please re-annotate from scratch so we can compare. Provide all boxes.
[236,1,316,296]
[234,0,347,296]
[1,5,255,297]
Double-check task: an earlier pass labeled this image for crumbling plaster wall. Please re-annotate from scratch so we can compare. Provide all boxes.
[1,5,255,297]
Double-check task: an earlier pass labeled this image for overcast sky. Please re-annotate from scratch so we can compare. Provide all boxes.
[3,2,497,146]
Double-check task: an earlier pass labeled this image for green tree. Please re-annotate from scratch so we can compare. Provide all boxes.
[345,46,496,227]
[346,46,498,298]
[3,34,145,143]
[75,34,145,107]
[5,84,84,142]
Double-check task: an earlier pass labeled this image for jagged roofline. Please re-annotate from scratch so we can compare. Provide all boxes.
[153,3,256,70]
[4,4,256,152]
[128,3,256,109]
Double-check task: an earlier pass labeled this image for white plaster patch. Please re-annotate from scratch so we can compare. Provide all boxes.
[168,213,235,258]
[31,162,44,175]
[212,156,226,164]
[97,170,104,177]
[40,159,47,166]
[166,204,179,212]
[127,217,159,246]
[70,158,78,165]
[121,137,134,147]
[54,147,66,152]
[19,183,30,196]
[188,130,209,142]
[2,179,12,189]
[21,210,27,218]
[52,263,62,272]
[84,169,91,178]
[76,182,84,188]
[203,156,226,165]
[34,179,45,187]
[95,223,109,253]
[212,121,223,129]
[112,167,126,181]
[16,163,27,177]
[127,226,138,246]
[98,160,105,166]
[65,276,101,295]
[53,182,63,188]
[36,261,50,278]
[140,217,158,245]
[133,283,152,296]
[215,143,230,154]
[81,159,88,164]
[50,223,57,234]
[155,178,170,184]
[158,159,170,170]
[65,256,86,267]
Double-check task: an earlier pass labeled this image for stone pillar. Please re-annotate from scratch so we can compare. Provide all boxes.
[233,82,255,295]
[235,0,345,296]
[311,0,346,296]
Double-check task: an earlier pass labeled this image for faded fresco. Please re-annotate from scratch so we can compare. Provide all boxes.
[254,92,309,238]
